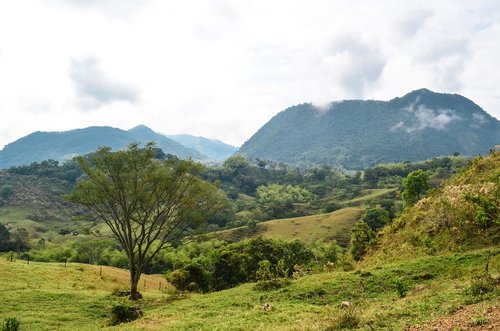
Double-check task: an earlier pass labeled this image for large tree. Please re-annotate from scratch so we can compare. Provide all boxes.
[401,169,429,207]
[67,143,224,300]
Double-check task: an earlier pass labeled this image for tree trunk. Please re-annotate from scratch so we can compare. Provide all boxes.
[129,263,142,300]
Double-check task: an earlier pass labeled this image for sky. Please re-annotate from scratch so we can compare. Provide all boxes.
[0,0,499,148]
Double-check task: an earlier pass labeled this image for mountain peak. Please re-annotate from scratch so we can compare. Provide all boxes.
[239,90,499,169]
[128,125,155,134]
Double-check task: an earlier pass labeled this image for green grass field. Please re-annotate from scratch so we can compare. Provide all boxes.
[344,188,397,205]
[1,248,497,330]
[203,207,362,246]
[0,259,169,330]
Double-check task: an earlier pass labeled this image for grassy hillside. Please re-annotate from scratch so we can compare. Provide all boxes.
[1,248,497,330]
[365,151,500,265]
[201,207,361,246]
[119,249,498,330]
[0,259,169,330]
[0,172,89,240]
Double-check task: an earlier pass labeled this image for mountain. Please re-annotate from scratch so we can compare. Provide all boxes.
[238,89,500,169]
[0,125,204,169]
[166,134,238,161]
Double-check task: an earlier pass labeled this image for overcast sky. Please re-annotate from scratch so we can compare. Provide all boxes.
[0,0,499,148]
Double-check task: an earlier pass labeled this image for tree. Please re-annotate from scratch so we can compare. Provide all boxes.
[257,184,314,218]
[350,221,376,261]
[73,238,114,264]
[67,143,224,300]
[402,170,429,207]
[0,223,10,251]
[361,206,390,231]
[12,227,29,258]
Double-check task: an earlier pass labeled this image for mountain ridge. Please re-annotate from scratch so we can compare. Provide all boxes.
[238,89,500,169]
[0,125,205,170]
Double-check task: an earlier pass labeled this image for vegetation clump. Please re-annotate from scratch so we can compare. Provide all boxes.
[2,318,20,331]
[110,303,143,325]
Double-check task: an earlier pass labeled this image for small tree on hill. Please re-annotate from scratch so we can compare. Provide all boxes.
[0,223,11,252]
[361,206,390,231]
[350,221,376,261]
[67,143,224,300]
[402,170,429,207]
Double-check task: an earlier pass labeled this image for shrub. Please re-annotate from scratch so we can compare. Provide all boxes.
[471,316,488,326]
[2,317,20,331]
[254,278,290,291]
[110,303,142,325]
[327,309,360,330]
[465,277,495,297]
[350,221,376,261]
[392,278,407,298]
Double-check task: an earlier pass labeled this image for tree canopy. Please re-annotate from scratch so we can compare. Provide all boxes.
[402,169,429,207]
[67,143,225,300]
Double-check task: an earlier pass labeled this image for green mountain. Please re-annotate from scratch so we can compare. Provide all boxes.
[166,134,238,161]
[238,89,500,169]
[0,125,204,170]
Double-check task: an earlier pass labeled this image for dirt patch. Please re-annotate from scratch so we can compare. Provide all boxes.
[405,304,499,330]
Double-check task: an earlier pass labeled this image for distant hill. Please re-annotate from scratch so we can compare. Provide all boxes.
[0,125,204,170]
[166,134,238,161]
[239,89,500,169]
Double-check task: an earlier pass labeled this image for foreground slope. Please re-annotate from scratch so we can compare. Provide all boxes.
[0,259,168,330]
[366,151,500,265]
[239,89,500,169]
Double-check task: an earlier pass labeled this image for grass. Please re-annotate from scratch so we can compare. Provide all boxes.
[344,188,397,205]
[115,248,499,330]
[1,248,497,330]
[259,207,362,245]
[203,207,362,246]
[0,258,170,330]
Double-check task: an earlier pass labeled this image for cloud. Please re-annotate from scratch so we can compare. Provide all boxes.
[392,99,460,133]
[69,56,138,109]
[326,35,387,98]
[416,37,471,91]
[397,9,434,38]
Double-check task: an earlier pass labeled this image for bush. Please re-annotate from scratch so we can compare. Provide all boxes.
[392,278,407,298]
[0,185,13,200]
[110,303,142,325]
[253,278,290,291]
[350,221,376,261]
[465,277,495,297]
[327,309,360,330]
[2,317,20,331]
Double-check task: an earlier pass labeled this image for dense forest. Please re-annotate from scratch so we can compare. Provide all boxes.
[239,89,500,169]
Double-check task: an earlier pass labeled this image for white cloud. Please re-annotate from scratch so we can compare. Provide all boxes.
[0,0,498,150]
[397,8,434,38]
[70,56,139,109]
[392,100,461,133]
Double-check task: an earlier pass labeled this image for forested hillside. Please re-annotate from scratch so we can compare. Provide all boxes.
[167,134,238,161]
[239,89,500,169]
[0,125,204,169]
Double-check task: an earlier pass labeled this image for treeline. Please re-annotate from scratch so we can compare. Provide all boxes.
[1,152,470,234]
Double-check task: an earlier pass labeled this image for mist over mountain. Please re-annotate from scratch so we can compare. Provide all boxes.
[238,89,500,169]
[0,125,204,169]
[166,134,238,161]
